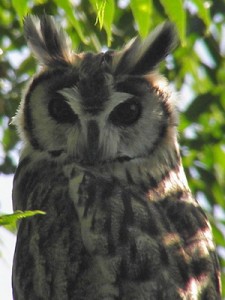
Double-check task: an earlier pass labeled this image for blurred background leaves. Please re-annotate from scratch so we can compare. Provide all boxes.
[0,0,224,296]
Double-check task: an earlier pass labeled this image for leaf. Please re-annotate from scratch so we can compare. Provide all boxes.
[102,0,115,46]
[191,0,211,28]
[54,0,88,44]
[185,93,216,122]
[11,0,29,24]
[95,0,107,29]
[130,0,152,37]
[91,0,115,46]
[2,127,18,152]
[0,210,46,227]
[210,222,225,248]
[17,56,36,76]
[159,0,186,45]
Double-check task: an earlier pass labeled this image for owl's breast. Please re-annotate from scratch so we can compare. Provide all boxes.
[12,156,220,299]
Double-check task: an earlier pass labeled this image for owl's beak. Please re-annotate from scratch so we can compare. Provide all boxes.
[85,120,100,164]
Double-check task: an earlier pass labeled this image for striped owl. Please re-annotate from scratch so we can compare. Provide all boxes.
[12,15,221,300]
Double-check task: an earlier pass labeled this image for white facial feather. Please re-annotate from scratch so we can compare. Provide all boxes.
[16,16,179,174]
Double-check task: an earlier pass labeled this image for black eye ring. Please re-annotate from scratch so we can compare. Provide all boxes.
[48,94,78,124]
[109,98,142,127]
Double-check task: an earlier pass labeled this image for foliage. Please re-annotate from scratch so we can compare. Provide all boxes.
[0,0,224,295]
[0,210,46,232]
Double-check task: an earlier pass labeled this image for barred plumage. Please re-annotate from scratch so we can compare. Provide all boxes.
[12,15,221,299]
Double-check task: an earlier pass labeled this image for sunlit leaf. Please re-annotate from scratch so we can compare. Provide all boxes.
[0,210,46,225]
[130,0,152,37]
[185,93,217,121]
[191,0,211,28]
[90,0,115,46]
[94,0,106,29]
[54,0,87,44]
[0,210,46,230]
[159,0,186,45]
[2,127,18,151]
[17,56,36,76]
[102,0,115,46]
[210,222,225,248]
[12,0,29,23]
[212,183,225,208]
[221,274,225,298]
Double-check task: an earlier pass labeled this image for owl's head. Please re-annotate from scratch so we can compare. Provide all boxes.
[15,15,179,178]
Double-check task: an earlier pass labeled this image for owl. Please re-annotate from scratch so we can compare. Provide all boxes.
[12,15,221,300]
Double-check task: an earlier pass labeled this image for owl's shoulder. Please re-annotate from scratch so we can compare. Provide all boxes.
[12,151,76,210]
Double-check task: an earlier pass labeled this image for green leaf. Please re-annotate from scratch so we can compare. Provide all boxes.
[159,0,186,45]
[54,0,87,44]
[191,0,211,28]
[90,0,115,46]
[2,127,18,152]
[95,0,107,29]
[103,0,115,46]
[185,93,216,122]
[11,0,29,24]
[130,0,152,37]
[211,222,225,248]
[0,210,46,227]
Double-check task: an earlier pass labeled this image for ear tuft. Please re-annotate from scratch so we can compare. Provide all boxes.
[113,22,177,76]
[24,15,73,67]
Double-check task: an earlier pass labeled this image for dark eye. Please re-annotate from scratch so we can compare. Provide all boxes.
[48,94,78,124]
[109,98,142,126]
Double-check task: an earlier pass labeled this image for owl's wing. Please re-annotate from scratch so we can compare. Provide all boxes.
[12,156,84,299]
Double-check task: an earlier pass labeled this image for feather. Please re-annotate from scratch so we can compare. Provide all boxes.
[24,15,73,67]
[113,22,177,76]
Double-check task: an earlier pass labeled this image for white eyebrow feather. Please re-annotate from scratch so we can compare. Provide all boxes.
[104,92,134,116]
[60,86,133,117]
[59,87,82,115]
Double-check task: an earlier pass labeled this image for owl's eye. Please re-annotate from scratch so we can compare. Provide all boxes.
[109,98,142,126]
[48,94,78,123]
